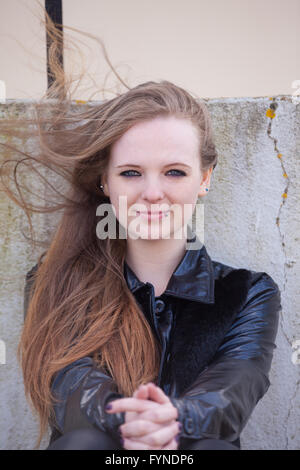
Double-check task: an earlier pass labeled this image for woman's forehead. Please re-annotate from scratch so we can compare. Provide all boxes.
[109,118,200,168]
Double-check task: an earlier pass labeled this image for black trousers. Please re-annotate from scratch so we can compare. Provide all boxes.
[46,427,240,450]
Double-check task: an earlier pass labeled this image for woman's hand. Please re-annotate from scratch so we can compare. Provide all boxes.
[123,383,180,450]
[105,383,180,450]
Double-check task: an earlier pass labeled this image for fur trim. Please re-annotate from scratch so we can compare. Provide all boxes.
[170,269,252,395]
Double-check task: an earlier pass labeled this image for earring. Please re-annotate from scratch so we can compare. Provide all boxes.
[99,184,104,191]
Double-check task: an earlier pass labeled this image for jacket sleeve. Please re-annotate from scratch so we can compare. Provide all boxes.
[49,357,125,443]
[169,271,282,443]
[23,264,125,443]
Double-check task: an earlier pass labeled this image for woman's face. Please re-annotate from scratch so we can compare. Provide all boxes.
[102,115,212,240]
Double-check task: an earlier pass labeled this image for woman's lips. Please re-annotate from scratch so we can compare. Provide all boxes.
[136,211,170,219]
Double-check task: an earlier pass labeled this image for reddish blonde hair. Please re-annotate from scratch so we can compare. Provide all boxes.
[0,3,218,448]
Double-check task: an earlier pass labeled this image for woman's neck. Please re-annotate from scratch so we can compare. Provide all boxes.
[125,236,188,296]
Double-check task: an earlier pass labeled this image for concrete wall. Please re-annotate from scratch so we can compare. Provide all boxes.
[1,0,300,101]
[0,96,299,449]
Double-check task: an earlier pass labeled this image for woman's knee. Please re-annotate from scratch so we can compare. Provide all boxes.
[46,427,122,450]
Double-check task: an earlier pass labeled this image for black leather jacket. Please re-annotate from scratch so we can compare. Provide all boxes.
[23,239,281,449]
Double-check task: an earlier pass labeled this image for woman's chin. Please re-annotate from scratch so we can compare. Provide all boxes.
[127,224,188,241]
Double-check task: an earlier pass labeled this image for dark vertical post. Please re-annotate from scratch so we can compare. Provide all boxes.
[45,0,63,91]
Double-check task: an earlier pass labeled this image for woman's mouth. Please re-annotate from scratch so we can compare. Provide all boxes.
[136,211,170,220]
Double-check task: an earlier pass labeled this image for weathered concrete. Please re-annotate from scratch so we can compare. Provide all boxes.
[0,97,299,449]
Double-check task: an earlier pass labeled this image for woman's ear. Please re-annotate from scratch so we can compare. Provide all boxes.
[103,184,109,198]
[101,174,110,197]
[198,167,213,197]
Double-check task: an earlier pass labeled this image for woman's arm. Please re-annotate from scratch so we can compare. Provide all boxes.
[50,357,126,443]
[168,272,282,442]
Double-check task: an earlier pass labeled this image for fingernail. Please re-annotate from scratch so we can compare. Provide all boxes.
[105,404,112,411]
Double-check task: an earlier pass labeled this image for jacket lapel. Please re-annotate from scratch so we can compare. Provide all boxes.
[124,240,215,303]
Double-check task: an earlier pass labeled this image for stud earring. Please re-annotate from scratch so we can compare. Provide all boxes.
[99,184,104,191]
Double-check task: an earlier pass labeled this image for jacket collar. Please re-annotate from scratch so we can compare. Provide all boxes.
[123,233,215,304]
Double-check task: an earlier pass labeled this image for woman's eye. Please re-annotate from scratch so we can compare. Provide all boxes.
[120,169,186,177]
[167,169,186,176]
[120,170,140,177]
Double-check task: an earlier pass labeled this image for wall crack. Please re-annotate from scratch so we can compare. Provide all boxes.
[266,100,292,348]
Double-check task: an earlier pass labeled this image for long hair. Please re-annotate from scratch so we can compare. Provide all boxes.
[0,2,218,449]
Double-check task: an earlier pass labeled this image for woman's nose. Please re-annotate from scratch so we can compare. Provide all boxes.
[141,180,164,201]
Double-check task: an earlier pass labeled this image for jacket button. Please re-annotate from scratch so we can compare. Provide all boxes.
[155,299,165,314]
[184,416,195,434]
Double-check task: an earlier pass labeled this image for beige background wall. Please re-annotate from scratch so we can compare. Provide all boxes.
[0,0,299,101]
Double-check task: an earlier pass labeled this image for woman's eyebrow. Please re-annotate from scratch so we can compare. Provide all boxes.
[115,162,192,168]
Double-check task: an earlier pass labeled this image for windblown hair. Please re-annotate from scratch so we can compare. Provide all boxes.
[0,2,218,449]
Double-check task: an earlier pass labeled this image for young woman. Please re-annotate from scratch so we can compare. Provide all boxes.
[2,11,281,451]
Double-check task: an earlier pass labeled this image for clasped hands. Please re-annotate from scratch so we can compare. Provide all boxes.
[105,382,181,450]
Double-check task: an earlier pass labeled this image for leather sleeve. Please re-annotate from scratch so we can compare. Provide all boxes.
[50,357,125,443]
[23,264,125,444]
[169,272,282,443]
